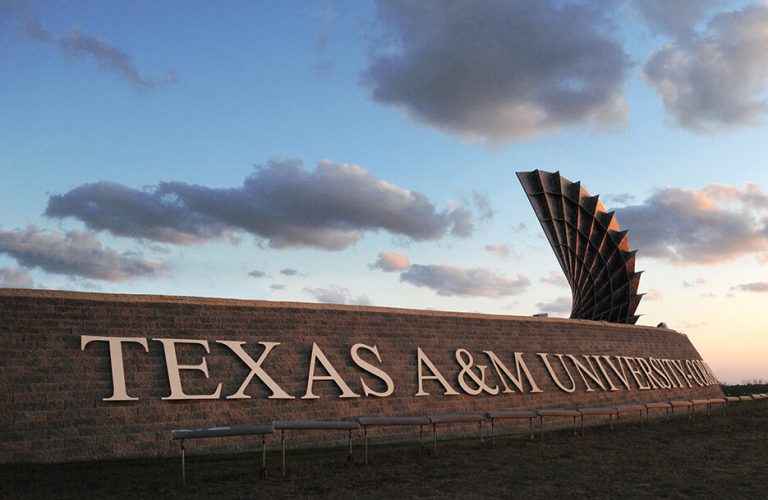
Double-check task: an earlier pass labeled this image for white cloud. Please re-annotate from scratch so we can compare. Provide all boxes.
[682,278,707,288]
[535,296,572,316]
[731,282,768,293]
[46,159,476,251]
[644,289,663,301]
[618,183,768,264]
[602,193,635,207]
[643,2,768,131]
[362,0,629,144]
[25,20,177,92]
[304,285,370,305]
[630,0,726,38]
[485,243,514,260]
[370,252,410,272]
[0,267,34,288]
[400,264,529,297]
[539,270,569,288]
[280,268,307,277]
[0,226,165,281]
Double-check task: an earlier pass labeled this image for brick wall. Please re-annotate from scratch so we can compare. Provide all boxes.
[0,289,722,464]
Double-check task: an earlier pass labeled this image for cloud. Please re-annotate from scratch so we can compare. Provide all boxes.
[467,191,494,222]
[304,285,371,305]
[25,20,177,92]
[310,0,339,49]
[309,0,341,78]
[643,3,768,132]
[683,278,707,288]
[400,264,529,297]
[617,183,768,264]
[731,282,768,293]
[485,243,516,261]
[269,284,285,291]
[280,268,306,277]
[0,266,34,288]
[248,270,267,278]
[535,296,572,316]
[539,270,569,288]
[46,159,475,251]
[630,0,726,38]
[370,252,410,272]
[0,226,165,281]
[702,183,768,208]
[603,193,635,206]
[644,288,663,301]
[362,0,629,144]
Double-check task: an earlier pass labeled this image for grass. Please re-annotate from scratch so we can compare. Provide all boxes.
[721,382,768,397]
[2,402,767,499]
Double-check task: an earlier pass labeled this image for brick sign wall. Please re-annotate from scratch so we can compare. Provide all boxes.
[0,289,722,463]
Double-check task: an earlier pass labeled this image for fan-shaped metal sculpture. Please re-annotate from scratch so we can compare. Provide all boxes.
[517,170,642,324]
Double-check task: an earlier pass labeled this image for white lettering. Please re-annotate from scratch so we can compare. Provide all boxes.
[483,351,543,393]
[81,335,148,402]
[415,348,459,396]
[600,355,632,390]
[537,353,576,393]
[154,338,222,400]
[588,355,619,391]
[621,356,651,390]
[566,354,606,392]
[635,357,661,389]
[350,343,394,397]
[302,343,360,399]
[217,341,294,400]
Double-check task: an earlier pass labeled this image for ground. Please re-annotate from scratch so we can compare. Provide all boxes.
[2,399,766,498]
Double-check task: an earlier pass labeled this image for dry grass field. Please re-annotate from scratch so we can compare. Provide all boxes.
[3,399,767,499]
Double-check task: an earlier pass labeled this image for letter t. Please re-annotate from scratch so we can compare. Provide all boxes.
[81,335,148,401]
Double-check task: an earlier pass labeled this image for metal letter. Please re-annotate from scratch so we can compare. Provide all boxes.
[350,343,394,398]
[81,335,148,402]
[670,359,692,387]
[621,357,651,390]
[685,360,705,386]
[635,357,661,389]
[600,355,632,390]
[587,355,619,391]
[455,349,499,395]
[483,350,543,394]
[217,341,294,400]
[154,338,222,400]
[415,348,460,396]
[648,358,672,388]
[537,353,576,393]
[565,354,606,392]
[302,343,361,399]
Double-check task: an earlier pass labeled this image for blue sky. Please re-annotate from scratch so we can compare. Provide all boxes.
[1,0,767,382]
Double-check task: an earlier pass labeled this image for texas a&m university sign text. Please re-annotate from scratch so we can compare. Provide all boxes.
[0,172,723,463]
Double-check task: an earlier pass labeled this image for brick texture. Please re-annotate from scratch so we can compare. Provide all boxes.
[0,289,723,463]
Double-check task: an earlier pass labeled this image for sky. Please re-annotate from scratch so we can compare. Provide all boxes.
[1,0,767,383]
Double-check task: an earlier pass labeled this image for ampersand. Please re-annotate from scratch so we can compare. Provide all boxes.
[455,349,499,395]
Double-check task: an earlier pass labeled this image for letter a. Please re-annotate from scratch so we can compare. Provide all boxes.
[302,343,360,399]
[415,348,459,396]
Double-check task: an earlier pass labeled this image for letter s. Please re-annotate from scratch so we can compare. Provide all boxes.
[351,343,395,397]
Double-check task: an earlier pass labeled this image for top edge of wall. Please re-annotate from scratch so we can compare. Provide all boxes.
[0,288,678,334]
